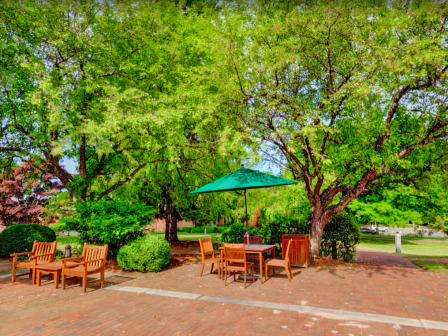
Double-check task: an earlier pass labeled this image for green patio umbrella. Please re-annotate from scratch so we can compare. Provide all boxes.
[190,165,298,233]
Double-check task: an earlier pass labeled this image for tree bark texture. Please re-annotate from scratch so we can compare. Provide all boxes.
[164,187,179,243]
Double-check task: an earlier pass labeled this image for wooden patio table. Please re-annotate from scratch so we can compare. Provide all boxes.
[219,244,275,284]
[35,260,79,289]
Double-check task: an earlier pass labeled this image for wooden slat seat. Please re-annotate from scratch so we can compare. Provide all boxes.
[11,240,57,284]
[263,258,285,266]
[61,243,108,294]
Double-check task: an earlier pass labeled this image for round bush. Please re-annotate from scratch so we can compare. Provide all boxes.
[117,235,171,272]
[221,223,259,243]
[320,212,360,261]
[0,224,56,257]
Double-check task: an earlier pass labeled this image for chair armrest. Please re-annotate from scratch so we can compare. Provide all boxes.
[10,252,34,257]
[31,253,54,259]
[79,258,105,266]
[60,256,83,262]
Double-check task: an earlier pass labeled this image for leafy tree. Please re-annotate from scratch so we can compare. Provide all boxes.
[116,158,244,242]
[216,1,448,257]
[0,161,62,226]
[0,1,224,202]
[349,168,448,226]
[60,199,156,256]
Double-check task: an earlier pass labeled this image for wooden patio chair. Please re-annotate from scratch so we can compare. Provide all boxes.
[61,243,108,294]
[199,237,222,278]
[223,243,254,288]
[11,240,57,284]
[246,236,264,262]
[264,239,293,282]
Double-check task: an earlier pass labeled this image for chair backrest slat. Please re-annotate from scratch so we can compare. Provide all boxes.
[223,243,246,264]
[285,239,292,265]
[199,238,214,258]
[33,241,57,262]
[82,243,108,268]
[248,236,262,245]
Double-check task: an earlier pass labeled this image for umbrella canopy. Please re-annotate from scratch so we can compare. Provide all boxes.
[190,166,298,234]
[190,167,297,194]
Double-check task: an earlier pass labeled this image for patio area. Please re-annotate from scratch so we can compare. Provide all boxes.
[1,250,448,335]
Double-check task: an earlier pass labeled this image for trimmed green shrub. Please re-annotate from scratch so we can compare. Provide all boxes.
[117,235,171,272]
[259,212,309,248]
[182,227,192,233]
[211,234,222,250]
[320,212,360,261]
[221,223,259,243]
[204,226,216,234]
[215,226,229,233]
[0,224,56,257]
[60,199,155,256]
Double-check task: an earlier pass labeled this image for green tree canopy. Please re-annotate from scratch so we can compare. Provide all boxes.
[215,1,448,256]
[0,1,226,202]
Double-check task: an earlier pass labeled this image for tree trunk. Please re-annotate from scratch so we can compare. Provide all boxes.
[309,209,331,258]
[164,187,179,243]
[79,135,88,202]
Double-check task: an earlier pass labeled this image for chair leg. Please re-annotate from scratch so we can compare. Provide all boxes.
[285,266,292,282]
[224,268,227,287]
[273,267,275,277]
[62,274,66,290]
[101,271,105,289]
[210,263,214,275]
[288,264,293,281]
[200,262,205,277]
[54,272,59,289]
[233,270,235,281]
[265,264,268,282]
[251,265,254,283]
[37,271,42,287]
[82,276,87,294]
[218,262,221,279]
[11,266,16,283]
[244,270,247,288]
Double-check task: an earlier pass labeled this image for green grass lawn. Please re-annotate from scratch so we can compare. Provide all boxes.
[360,233,448,240]
[56,235,80,251]
[358,238,448,257]
[412,260,448,273]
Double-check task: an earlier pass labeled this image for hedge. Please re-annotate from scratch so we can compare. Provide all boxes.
[0,224,56,257]
[117,235,171,272]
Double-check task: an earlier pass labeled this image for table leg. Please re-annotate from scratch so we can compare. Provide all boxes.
[220,250,224,280]
[272,248,276,260]
[259,252,263,284]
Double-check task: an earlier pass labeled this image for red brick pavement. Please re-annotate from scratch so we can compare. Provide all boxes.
[0,250,447,335]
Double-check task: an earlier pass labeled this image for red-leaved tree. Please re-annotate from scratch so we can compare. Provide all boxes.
[0,162,63,227]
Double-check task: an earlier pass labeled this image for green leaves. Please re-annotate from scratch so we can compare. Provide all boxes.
[117,235,171,272]
[60,199,156,256]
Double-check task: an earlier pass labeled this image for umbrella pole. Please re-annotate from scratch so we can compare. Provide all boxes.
[244,189,249,235]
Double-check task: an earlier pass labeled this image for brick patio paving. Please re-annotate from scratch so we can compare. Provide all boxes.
[0,250,447,335]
